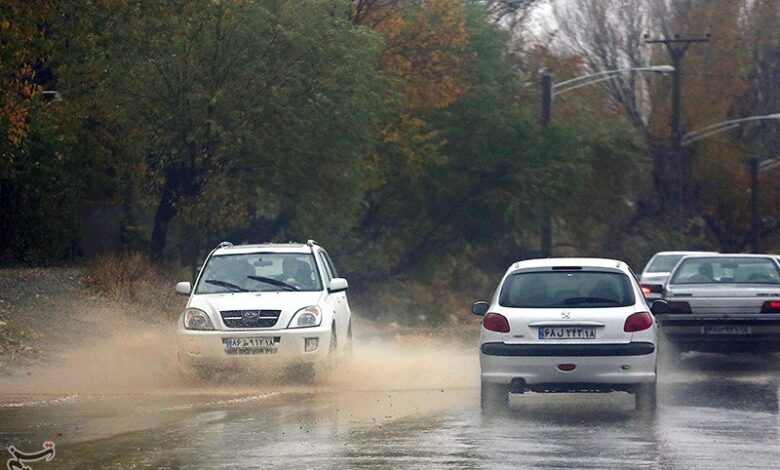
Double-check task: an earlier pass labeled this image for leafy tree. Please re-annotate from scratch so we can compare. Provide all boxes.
[91,0,384,262]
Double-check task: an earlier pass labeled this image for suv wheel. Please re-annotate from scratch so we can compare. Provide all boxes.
[346,321,353,355]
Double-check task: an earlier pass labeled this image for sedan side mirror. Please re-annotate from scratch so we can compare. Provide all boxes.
[472,301,489,316]
[328,278,349,293]
[176,281,192,296]
[650,300,671,315]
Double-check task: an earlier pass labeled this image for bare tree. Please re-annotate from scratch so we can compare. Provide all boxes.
[552,0,654,130]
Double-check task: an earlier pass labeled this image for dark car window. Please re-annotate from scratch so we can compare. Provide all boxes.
[318,252,333,282]
[499,271,636,308]
[645,254,685,273]
[321,250,340,278]
[670,257,780,285]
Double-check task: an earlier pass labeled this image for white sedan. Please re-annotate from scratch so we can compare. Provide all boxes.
[176,241,352,377]
[473,258,657,413]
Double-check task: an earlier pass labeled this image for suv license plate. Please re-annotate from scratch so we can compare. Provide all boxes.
[701,325,751,335]
[222,336,279,355]
[538,327,596,340]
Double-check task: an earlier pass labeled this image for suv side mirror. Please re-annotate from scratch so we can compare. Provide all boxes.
[472,301,489,316]
[176,282,192,296]
[328,278,349,293]
[650,300,671,315]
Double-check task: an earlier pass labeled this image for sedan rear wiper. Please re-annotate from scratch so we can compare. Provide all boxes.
[204,279,248,292]
[563,297,620,305]
[247,275,299,291]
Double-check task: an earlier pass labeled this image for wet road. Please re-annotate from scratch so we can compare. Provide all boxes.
[2,351,780,469]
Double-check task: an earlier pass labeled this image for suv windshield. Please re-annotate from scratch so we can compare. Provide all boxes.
[499,271,635,308]
[196,253,322,293]
[670,257,780,285]
[645,254,685,273]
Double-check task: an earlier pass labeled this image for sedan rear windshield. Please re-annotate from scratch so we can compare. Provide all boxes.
[645,254,685,273]
[670,257,780,285]
[499,271,636,308]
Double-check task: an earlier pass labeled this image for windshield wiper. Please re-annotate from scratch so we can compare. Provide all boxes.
[204,279,248,292]
[563,297,620,305]
[247,275,298,291]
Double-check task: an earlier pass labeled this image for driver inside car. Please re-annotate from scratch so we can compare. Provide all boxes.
[281,257,312,288]
[687,263,714,283]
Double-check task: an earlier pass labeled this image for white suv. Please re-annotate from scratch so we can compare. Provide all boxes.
[176,241,352,375]
[473,258,657,413]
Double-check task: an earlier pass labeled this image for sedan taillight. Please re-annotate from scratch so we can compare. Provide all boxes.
[761,301,780,314]
[624,311,653,332]
[483,313,510,333]
[641,284,663,295]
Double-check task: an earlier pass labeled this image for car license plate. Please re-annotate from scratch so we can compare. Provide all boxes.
[222,336,279,355]
[538,327,597,340]
[701,325,752,335]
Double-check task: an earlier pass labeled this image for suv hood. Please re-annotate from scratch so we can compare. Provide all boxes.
[188,291,324,330]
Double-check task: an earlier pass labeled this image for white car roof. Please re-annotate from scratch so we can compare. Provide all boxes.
[509,257,629,271]
[213,243,313,255]
[676,253,777,260]
[651,251,717,256]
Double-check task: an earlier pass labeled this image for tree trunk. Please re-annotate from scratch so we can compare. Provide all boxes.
[150,180,178,263]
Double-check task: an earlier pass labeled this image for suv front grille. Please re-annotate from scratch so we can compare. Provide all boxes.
[220,310,281,328]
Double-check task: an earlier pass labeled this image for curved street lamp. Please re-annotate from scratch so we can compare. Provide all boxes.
[553,65,676,95]
[538,65,675,256]
[682,113,780,146]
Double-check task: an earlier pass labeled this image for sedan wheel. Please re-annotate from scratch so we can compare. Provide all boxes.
[634,382,658,413]
[480,381,509,413]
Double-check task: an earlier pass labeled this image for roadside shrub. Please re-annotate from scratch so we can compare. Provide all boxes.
[84,253,184,317]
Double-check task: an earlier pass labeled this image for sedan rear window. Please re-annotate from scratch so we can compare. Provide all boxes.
[670,257,780,285]
[645,254,684,273]
[499,271,636,308]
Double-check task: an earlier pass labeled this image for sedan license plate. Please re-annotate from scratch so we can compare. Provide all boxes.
[701,325,752,335]
[222,336,280,355]
[538,327,597,340]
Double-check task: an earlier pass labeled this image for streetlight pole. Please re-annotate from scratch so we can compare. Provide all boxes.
[537,66,674,257]
[748,156,761,253]
[540,73,553,257]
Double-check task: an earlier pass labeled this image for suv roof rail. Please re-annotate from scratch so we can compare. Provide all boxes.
[216,241,233,249]
[306,239,319,247]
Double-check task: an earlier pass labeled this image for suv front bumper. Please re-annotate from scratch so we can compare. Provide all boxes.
[177,324,333,367]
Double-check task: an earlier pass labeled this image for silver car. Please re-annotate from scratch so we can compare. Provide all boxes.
[640,251,716,301]
[652,254,780,354]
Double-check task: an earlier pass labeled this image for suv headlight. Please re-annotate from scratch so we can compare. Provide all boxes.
[183,308,215,330]
[288,306,322,329]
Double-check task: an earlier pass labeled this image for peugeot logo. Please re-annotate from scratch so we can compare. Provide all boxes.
[561,311,571,319]
[243,310,259,319]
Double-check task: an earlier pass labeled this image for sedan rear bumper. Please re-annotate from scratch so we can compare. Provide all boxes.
[657,314,780,352]
[480,341,655,357]
[480,344,656,386]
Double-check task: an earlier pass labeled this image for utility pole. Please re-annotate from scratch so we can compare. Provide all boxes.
[540,73,553,257]
[646,34,710,214]
[747,156,760,253]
